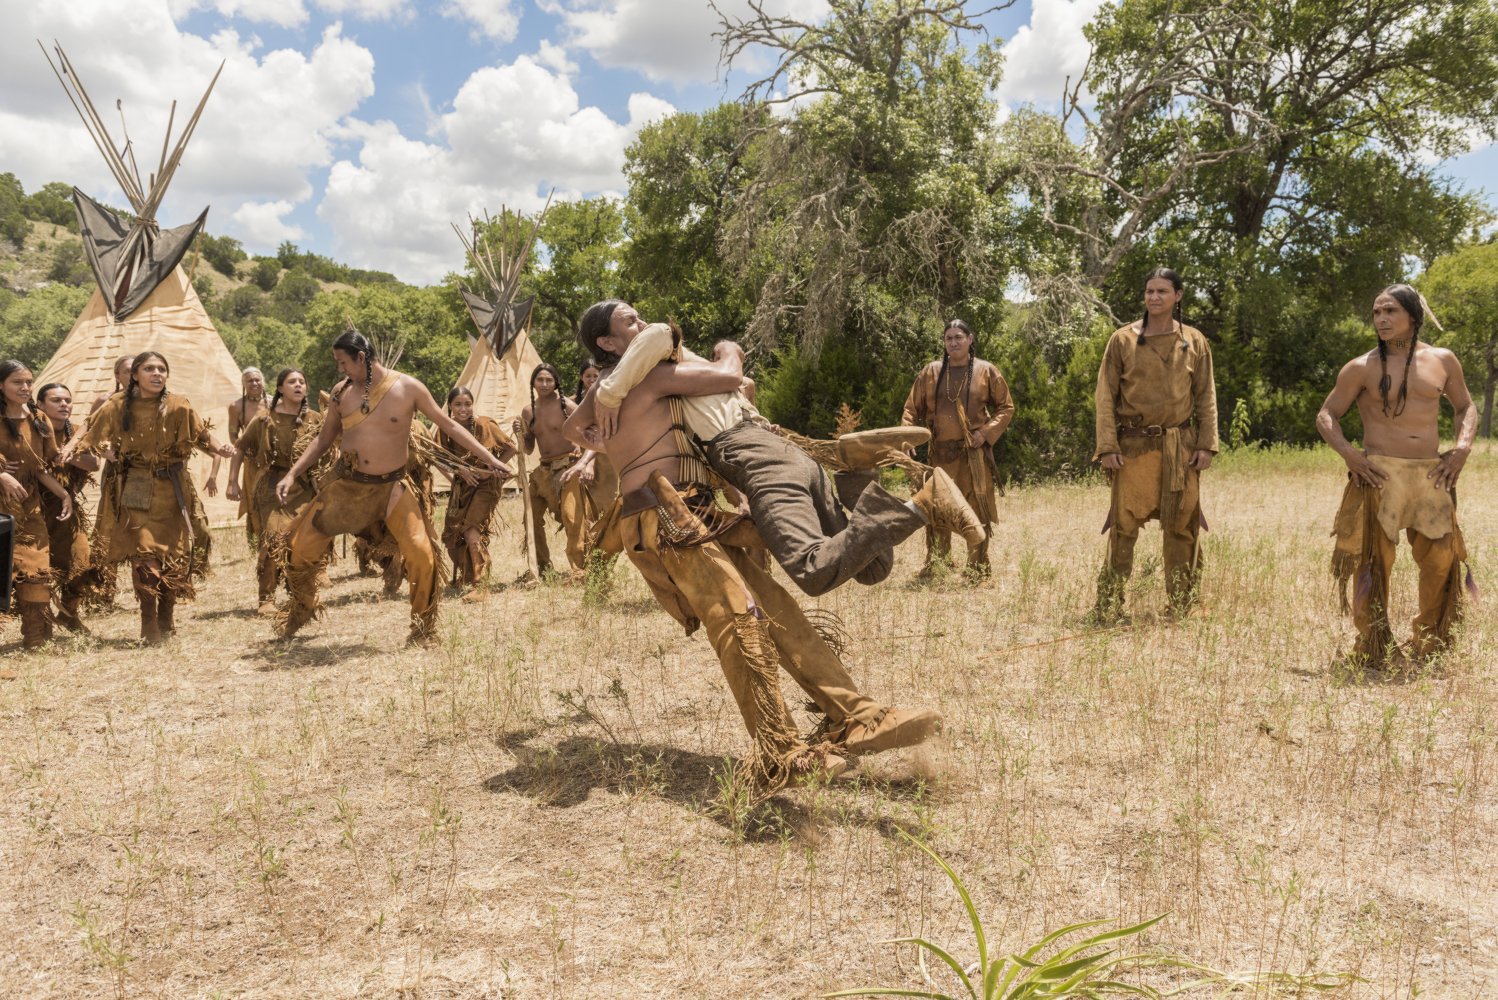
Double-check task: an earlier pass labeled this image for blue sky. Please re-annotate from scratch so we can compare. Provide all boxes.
[2,1,1491,285]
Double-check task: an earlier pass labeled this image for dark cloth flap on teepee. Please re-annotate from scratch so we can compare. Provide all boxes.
[73,188,208,321]
[461,288,534,361]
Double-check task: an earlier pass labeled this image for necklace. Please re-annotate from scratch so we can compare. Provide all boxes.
[1385,336,1412,351]
[943,365,969,403]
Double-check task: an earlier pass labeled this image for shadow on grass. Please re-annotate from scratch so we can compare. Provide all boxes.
[249,639,383,670]
[483,733,933,844]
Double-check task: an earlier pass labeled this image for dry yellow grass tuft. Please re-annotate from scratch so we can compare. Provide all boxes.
[1,444,1494,997]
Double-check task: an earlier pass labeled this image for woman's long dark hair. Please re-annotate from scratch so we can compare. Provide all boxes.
[36,382,73,438]
[1376,284,1424,417]
[1138,267,1185,344]
[574,362,601,403]
[122,351,170,432]
[0,360,48,442]
[270,368,311,428]
[333,329,376,413]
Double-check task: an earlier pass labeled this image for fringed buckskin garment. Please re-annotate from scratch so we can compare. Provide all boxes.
[559,448,620,578]
[43,423,93,633]
[278,452,447,646]
[438,416,514,586]
[527,450,583,574]
[596,321,923,596]
[601,409,889,790]
[72,392,214,641]
[1330,455,1473,665]
[1093,321,1218,617]
[235,409,325,610]
[902,358,1014,574]
[2,416,57,647]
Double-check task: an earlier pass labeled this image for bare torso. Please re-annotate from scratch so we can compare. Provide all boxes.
[1347,343,1458,459]
[337,374,419,476]
[597,367,691,495]
[523,395,577,460]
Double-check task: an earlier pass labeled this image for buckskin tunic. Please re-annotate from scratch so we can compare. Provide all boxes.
[1092,320,1218,616]
[902,358,1014,574]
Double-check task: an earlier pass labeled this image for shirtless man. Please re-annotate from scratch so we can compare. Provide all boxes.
[583,300,980,596]
[273,330,512,645]
[564,333,941,787]
[513,364,582,576]
[211,367,269,531]
[1317,283,1477,667]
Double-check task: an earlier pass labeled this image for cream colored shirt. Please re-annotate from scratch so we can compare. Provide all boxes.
[595,322,762,439]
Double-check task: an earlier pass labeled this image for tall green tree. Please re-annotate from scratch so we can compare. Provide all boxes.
[709,0,1021,433]
[1424,240,1498,436]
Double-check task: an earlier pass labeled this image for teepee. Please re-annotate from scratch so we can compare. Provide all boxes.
[34,43,243,528]
[450,201,552,450]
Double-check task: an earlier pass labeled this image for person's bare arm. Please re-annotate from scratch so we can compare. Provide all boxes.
[562,388,600,453]
[594,323,675,439]
[1431,349,1477,490]
[277,404,341,502]
[654,359,746,397]
[415,381,512,477]
[1316,359,1386,488]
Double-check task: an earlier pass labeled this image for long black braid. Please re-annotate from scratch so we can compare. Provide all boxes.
[1138,266,1185,345]
[332,330,376,413]
[36,383,73,440]
[120,352,170,433]
[1376,284,1424,418]
[0,360,49,444]
[938,320,976,420]
[528,364,563,429]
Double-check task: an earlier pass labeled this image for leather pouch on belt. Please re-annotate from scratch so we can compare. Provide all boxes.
[648,470,711,547]
[122,466,154,511]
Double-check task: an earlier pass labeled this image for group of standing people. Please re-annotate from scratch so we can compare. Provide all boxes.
[1,268,1479,779]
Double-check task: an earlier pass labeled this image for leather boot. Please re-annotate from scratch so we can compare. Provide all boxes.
[158,590,177,635]
[911,468,986,546]
[55,589,89,634]
[138,592,162,644]
[19,601,53,649]
[836,427,931,470]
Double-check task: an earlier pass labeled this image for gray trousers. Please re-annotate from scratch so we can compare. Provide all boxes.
[702,421,926,596]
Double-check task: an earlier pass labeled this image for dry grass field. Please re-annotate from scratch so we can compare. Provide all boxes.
[1,444,1495,999]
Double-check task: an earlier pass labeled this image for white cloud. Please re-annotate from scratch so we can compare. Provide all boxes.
[230,199,307,244]
[319,53,676,282]
[995,0,1103,107]
[317,0,410,16]
[442,0,521,42]
[0,4,375,256]
[555,0,828,86]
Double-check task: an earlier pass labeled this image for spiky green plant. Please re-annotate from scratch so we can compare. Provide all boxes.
[824,831,1354,999]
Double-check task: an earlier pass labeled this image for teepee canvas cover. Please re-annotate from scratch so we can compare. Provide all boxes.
[35,42,242,527]
[451,200,551,456]
[35,267,243,527]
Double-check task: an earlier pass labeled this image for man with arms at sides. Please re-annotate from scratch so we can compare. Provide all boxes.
[559,360,620,580]
[272,330,512,646]
[209,366,269,534]
[1318,284,1477,669]
[902,319,1016,579]
[514,364,583,578]
[585,300,982,597]
[567,305,942,788]
[1092,267,1219,624]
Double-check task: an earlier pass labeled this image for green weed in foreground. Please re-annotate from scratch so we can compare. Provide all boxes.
[824,832,1356,999]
